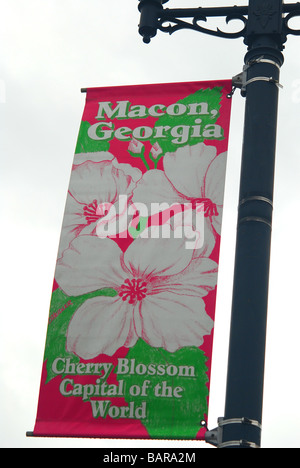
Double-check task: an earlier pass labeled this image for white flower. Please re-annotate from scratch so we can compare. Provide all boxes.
[57,152,142,258]
[55,234,218,358]
[132,143,227,237]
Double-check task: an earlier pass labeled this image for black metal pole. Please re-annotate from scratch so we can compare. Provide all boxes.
[221,0,284,448]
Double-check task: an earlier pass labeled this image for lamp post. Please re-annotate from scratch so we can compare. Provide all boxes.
[138,0,300,448]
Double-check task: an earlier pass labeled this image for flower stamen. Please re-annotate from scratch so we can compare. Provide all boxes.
[83,199,100,224]
[119,278,148,305]
[192,198,219,217]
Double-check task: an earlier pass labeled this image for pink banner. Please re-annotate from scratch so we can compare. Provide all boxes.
[32,81,232,439]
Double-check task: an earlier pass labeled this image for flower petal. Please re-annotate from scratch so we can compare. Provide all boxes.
[123,235,194,279]
[155,257,218,297]
[111,159,142,195]
[173,207,216,257]
[132,169,183,209]
[164,143,217,198]
[70,159,142,206]
[138,292,214,352]
[57,193,88,258]
[73,151,115,165]
[211,205,223,235]
[62,192,87,226]
[55,235,125,296]
[203,152,227,235]
[69,161,119,205]
[203,151,227,204]
[66,296,136,358]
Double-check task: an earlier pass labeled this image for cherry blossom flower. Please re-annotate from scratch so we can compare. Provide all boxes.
[132,143,227,246]
[57,152,142,258]
[55,233,218,358]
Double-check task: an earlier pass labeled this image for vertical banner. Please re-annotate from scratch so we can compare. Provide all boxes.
[32,81,232,439]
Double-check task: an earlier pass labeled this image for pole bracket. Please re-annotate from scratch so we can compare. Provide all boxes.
[203,417,223,447]
[204,417,262,448]
[228,71,244,97]
[230,54,283,98]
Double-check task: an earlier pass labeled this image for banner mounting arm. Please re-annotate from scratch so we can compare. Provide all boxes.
[204,417,262,448]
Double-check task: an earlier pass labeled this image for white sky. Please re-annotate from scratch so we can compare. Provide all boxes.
[1,0,300,449]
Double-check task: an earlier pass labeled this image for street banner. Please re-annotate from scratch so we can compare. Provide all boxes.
[32,80,232,439]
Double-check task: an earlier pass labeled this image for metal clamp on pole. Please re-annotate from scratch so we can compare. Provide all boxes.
[231,54,283,98]
[244,76,283,89]
[218,417,262,430]
[204,417,262,448]
[219,439,260,449]
[247,56,281,70]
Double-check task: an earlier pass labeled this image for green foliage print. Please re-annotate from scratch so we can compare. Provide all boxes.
[117,339,209,439]
[44,287,117,383]
[150,87,223,156]
[75,121,110,154]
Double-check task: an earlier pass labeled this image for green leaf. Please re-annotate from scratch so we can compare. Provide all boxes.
[150,87,223,155]
[75,121,110,153]
[44,287,117,383]
[117,339,209,439]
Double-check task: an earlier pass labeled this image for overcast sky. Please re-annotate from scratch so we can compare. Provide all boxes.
[1,0,300,449]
